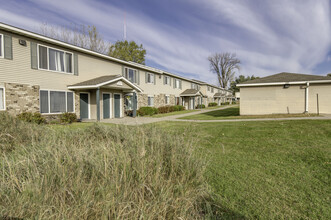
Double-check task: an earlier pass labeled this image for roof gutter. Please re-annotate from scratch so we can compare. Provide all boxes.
[237,80,331,87]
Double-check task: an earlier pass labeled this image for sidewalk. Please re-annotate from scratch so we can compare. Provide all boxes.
[101,106,331,125]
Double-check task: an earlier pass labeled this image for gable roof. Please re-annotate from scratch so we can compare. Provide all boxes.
[68,75,143,92]
[238,72,331,87]
[180,89,204,97]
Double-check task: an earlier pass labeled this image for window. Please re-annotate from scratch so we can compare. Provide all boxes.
[164,76,170,85]
[0,87,5,110]
[147,73,154,84]
[124,67,137,83]
[175,79,181,89]
[207,86,210,91]
[148,96,154,106]
[40,90,74,114]
[38,45,73,74]
[211,88,214,93]
[165,95,169,104]
[0,34,3,58]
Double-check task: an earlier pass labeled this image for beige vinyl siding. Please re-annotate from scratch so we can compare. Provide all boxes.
[0,31,121,91]
[0,30,225,108]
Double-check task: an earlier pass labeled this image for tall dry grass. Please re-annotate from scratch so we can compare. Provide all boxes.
[0,113,215,219]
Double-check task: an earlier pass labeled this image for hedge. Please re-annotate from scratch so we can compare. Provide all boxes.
[138,107,158,116]
[208,102,218,107]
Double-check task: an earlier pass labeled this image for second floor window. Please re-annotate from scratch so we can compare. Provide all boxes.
[174,79,181,89]
[124,67,138,83]
[211,88,214,93]
[207,86,210,91]
[38,45,73,74]
[164,76,171,85]
[146,73,154,84]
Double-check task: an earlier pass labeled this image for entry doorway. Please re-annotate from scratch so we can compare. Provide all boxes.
[80,93,89,119]
[103,93,111,119]
[114,94,121,118]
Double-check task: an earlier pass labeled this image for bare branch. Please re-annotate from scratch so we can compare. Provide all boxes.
[208,52,240,88]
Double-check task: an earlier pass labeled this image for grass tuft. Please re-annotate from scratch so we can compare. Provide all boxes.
[0,112,215,219]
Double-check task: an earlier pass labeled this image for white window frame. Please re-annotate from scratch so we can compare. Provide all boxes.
[79,92,90,119]
[148,95,154,106]
[113,93,123,117]
[175,79,180,89]
[37,44,74,75]
[102,92,112,119]
[0,86,6,111]
[147,72,154,84]
[165,95,170,105]
[40,89,75,115]
[165,76,170,85]
[0,34,3,59]
[124,67,138,84]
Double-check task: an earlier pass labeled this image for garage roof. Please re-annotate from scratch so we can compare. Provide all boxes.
[238,72,331,87]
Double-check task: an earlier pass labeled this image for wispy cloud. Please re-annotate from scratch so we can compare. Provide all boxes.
[1,0,331,83]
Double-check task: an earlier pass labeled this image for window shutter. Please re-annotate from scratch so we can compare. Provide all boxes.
[30,42,38,69]
[40,90,49,113]
[137,70,140,85]
[170,77,172,86]
[4,35,12,60]
[173,78,176,88]
[133,70,137,84]
[145,72,148,83]
[154,74,156,85]
[163,76,166,85]
[179,80,182,89]
[122,66,125,76]
[74,53,79,76]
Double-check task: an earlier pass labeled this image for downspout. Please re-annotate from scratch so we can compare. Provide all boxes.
[305,82,309,113]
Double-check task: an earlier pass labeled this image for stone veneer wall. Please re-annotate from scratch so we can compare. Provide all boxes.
[138,93,178,109]
[5,83,40,115]
[74,91,80,118]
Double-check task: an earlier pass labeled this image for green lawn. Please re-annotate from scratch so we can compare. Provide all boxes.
[4,116,331,219]
[153,120,331,219]
[180,106,319,120]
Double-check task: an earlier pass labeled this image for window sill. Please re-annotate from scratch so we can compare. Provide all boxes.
[38,68,74,75]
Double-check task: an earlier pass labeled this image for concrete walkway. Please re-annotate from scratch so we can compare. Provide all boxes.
[100,105,331,125]
[101,105,234,125]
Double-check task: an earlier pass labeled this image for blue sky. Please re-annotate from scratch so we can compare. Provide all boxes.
[1,0,331,84]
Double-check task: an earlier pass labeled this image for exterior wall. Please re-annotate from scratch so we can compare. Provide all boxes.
[308,84,331,114]
[240,85,306,115]
[0,29,225,115]
[4,82,40,115]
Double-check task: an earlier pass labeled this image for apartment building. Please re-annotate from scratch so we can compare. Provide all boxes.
[0,23,232,120]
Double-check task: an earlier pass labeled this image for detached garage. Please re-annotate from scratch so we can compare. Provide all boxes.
[237,72,331,115]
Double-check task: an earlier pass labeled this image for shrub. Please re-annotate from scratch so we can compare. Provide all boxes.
[208,102,217,107]
[171,105,185,112]
[60,112,77,124]
[17,112,46,124]
[0,114,215,219]
[138,106,158,116]
[196,104,206,109]
[158,105,171,114]
[221,102,230,105]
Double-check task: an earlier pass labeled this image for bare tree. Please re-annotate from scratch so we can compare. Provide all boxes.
[208,52,240,88]
[39,23,110,54]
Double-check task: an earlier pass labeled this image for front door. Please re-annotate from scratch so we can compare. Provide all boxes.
[80,93,89,119]
[103,93,110,119]
[190,97,195,110]
[114,94,121,118]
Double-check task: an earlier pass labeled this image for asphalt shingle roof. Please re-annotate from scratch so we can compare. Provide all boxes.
[242,72,331,85]
[69,75,122,87]
[180,89,200,96]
